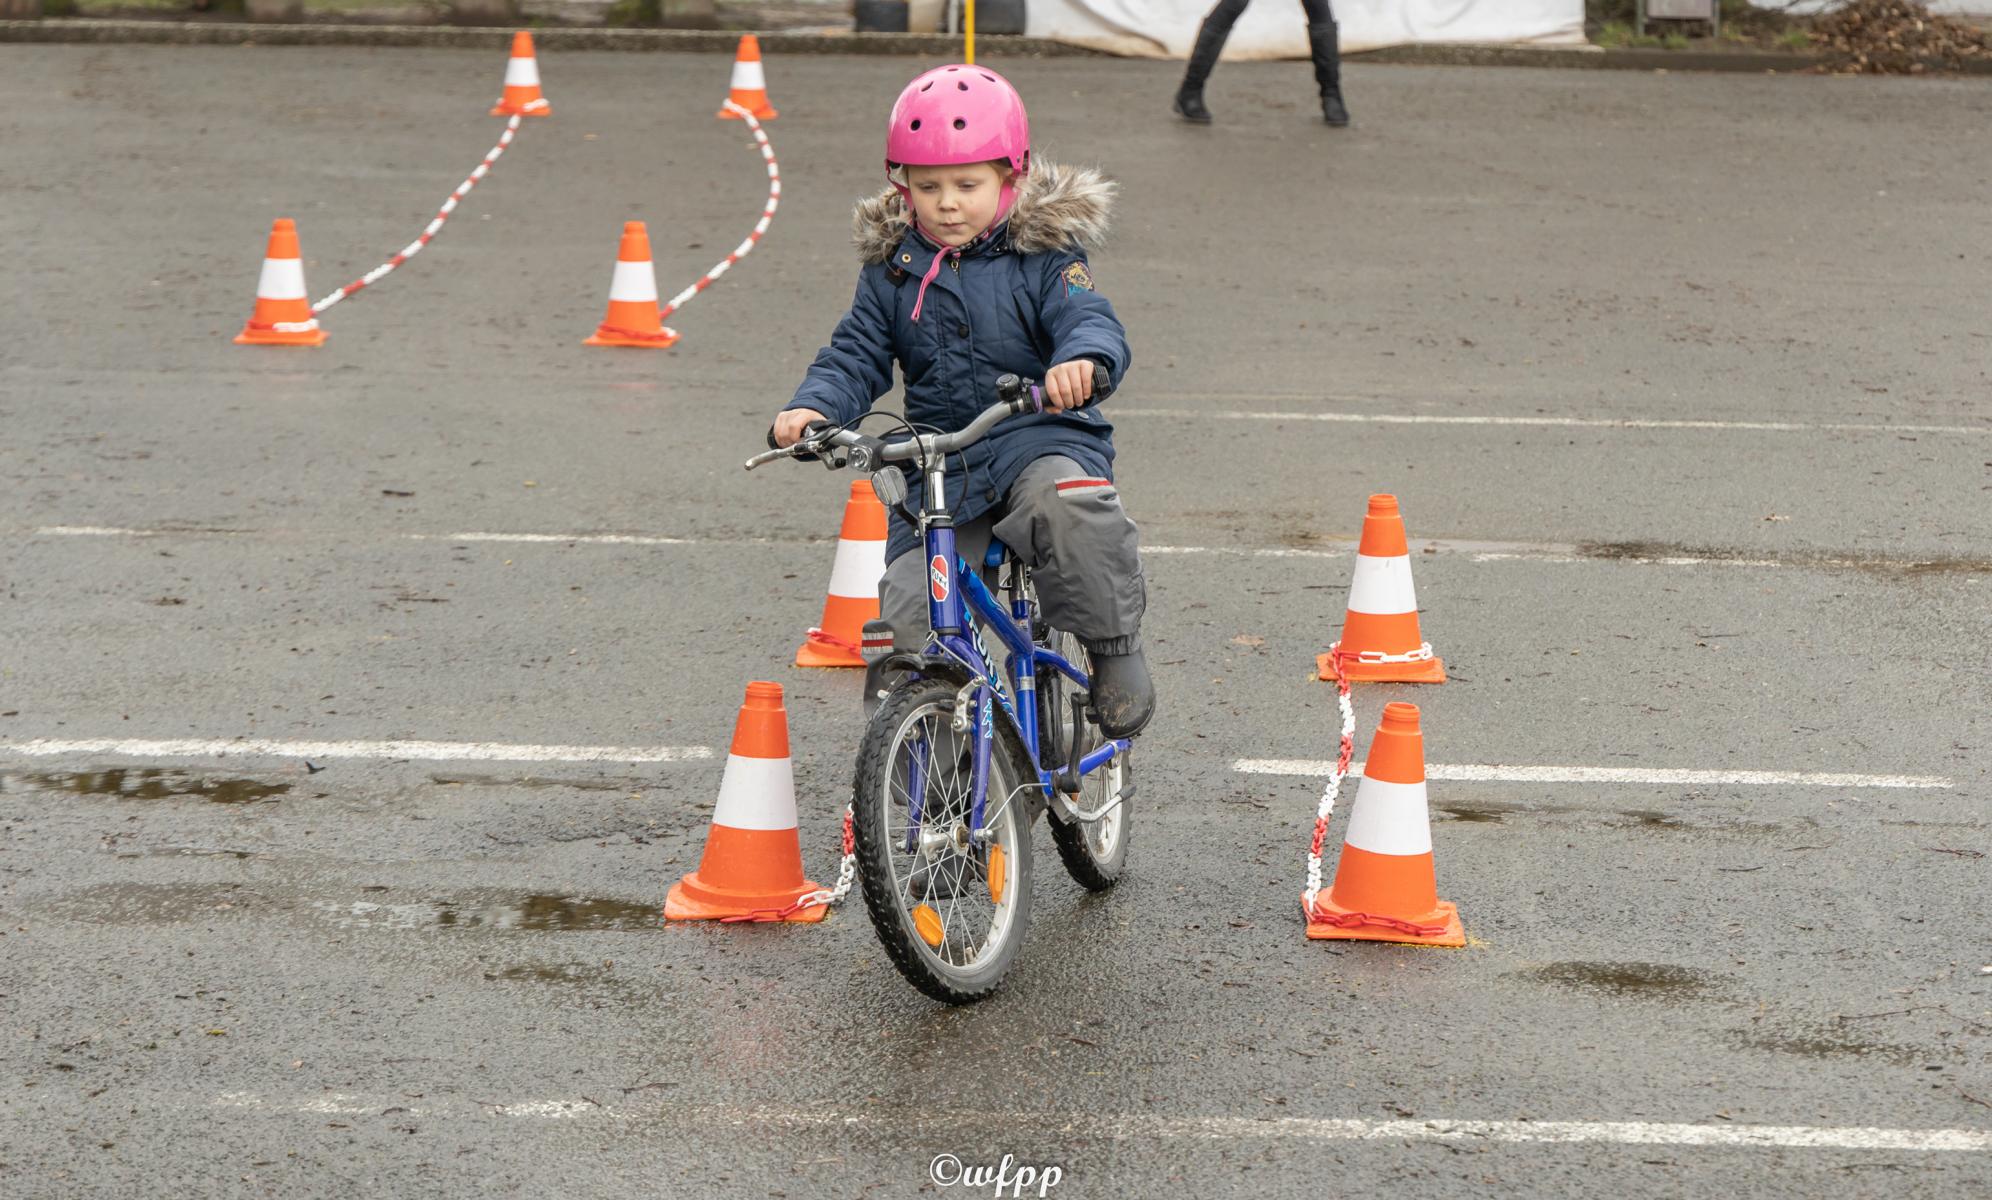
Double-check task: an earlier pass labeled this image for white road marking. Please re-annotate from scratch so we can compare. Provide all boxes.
[1,739,712,764]
[191,1094,1992,1151]
[24,526,1897,571]
[1234,760,1952,790]
[1112,406,1992,437]
[416,531,710,546]
[34,525,251,538]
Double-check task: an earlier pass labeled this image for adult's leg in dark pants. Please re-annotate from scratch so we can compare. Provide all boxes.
[1301,0,1350,125]
[1176,0,1253,123]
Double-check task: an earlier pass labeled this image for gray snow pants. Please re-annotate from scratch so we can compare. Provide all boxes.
[863,455,1147,661]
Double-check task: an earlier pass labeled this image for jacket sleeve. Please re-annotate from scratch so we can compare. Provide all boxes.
[1038,252,1131,398]
[786,270,896,425]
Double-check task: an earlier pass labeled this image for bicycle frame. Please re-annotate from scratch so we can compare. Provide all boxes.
[902,458,1130,853]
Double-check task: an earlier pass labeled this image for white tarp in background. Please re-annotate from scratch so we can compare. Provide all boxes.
[1025,0,1589,58]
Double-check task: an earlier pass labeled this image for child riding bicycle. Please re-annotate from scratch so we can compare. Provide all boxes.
[772,64,1154,738]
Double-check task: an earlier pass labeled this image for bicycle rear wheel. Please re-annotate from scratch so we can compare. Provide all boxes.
[851,677,1035,1004]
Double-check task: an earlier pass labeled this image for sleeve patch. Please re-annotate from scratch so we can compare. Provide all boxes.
[1062,261,1094,296]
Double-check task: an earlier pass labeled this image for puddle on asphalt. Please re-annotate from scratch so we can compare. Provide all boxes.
[429,774,638,793]
[39,882,275,924]
[489,962,618,985]
[1737,1030,1921,1064]
[1438,804,1511,824]
[1520,961,1727,1001]
[0,768,288,804]
[1578,540,1992,577]
[1612,810,1797,837]
[316,893,661,932]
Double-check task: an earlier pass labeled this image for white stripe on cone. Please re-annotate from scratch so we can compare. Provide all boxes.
[255,257,308,300]
[826,535,887,600]
[709,754,798,831]
[608,259,660,302]
[505,56,541,87]
[731,60,767,90]
[1341,776,1433,856]
[1346,553,1419,615]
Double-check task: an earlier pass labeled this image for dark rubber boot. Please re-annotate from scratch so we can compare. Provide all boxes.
[1173,83,1213,124]
[1311,20,1350,127]
[1089,647,1155,739]
[1174,14,1229,124]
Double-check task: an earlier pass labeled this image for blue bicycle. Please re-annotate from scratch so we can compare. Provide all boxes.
[747,374,1133,1003]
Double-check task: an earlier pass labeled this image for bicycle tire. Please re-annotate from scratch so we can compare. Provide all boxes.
[851,677,1036,1004]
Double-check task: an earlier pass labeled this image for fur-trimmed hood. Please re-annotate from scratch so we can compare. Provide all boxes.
[852,158,1116,265]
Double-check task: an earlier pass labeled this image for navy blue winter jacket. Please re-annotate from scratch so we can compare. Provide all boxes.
[785,159,1132,562]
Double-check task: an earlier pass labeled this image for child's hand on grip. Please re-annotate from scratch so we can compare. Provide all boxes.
[1042,360,1095,412]
[774,408,830,448]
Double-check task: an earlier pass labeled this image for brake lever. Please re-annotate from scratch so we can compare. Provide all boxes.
[746,420,837,470]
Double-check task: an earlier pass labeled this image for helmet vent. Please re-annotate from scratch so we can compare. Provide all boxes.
[909,118,922,131]
[953,118,966,130]
[920,81,934,92]
[958,81,970,90]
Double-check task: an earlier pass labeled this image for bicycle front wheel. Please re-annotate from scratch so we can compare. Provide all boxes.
[852,677,1035,1004]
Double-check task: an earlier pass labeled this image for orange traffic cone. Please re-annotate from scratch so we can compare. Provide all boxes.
[1317,494,1446,684]
[796,480,889,668]
[716,34,778,120]
[583,221,679,348]
[234,218,326,347]
[665,682,828,923]
[1305,702,1465,946]
[490,30,551,117]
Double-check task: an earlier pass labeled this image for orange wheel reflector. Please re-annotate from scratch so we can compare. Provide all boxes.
[913,903,945,948]
[987,845,1007,904]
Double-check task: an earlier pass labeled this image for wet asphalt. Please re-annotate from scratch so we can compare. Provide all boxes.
[2,44,1990,1199]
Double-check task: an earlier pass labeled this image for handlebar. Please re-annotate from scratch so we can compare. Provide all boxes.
[745,371,1112,473]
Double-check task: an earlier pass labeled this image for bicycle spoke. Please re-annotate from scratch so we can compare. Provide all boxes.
[872,695,1023,977]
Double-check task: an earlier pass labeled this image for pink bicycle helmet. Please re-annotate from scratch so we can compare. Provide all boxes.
[885,64,1031,220]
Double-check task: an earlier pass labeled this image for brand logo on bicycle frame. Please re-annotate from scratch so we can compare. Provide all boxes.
[929,555,950,603]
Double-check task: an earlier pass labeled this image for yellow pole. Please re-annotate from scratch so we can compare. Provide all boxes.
[965,0,976,63]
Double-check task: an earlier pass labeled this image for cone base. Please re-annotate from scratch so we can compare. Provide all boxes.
[719,100,778,120]
[234,325,326,347]
[584,328,680,349]
[795,639,865,669]
[1303,894,1465,947]
[1317,652,1446,684]
[665,873,827,924]
[491,105,552,117]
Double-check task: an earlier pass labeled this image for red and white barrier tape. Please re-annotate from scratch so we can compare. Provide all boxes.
[272,114,526,332]
[656,101,780,330]
[1303,643,1359,918]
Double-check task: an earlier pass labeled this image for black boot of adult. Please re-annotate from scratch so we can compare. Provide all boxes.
[1173,15,1229,124]
[1310,19,1351,127]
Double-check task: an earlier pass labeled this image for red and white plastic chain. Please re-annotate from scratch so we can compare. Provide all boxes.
[1303,642,1359,919]
[655,101,781,338]
[1345,642,1436,665]
[803,629,861,657]
[272,114,526,332]
[719,809,856,923]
